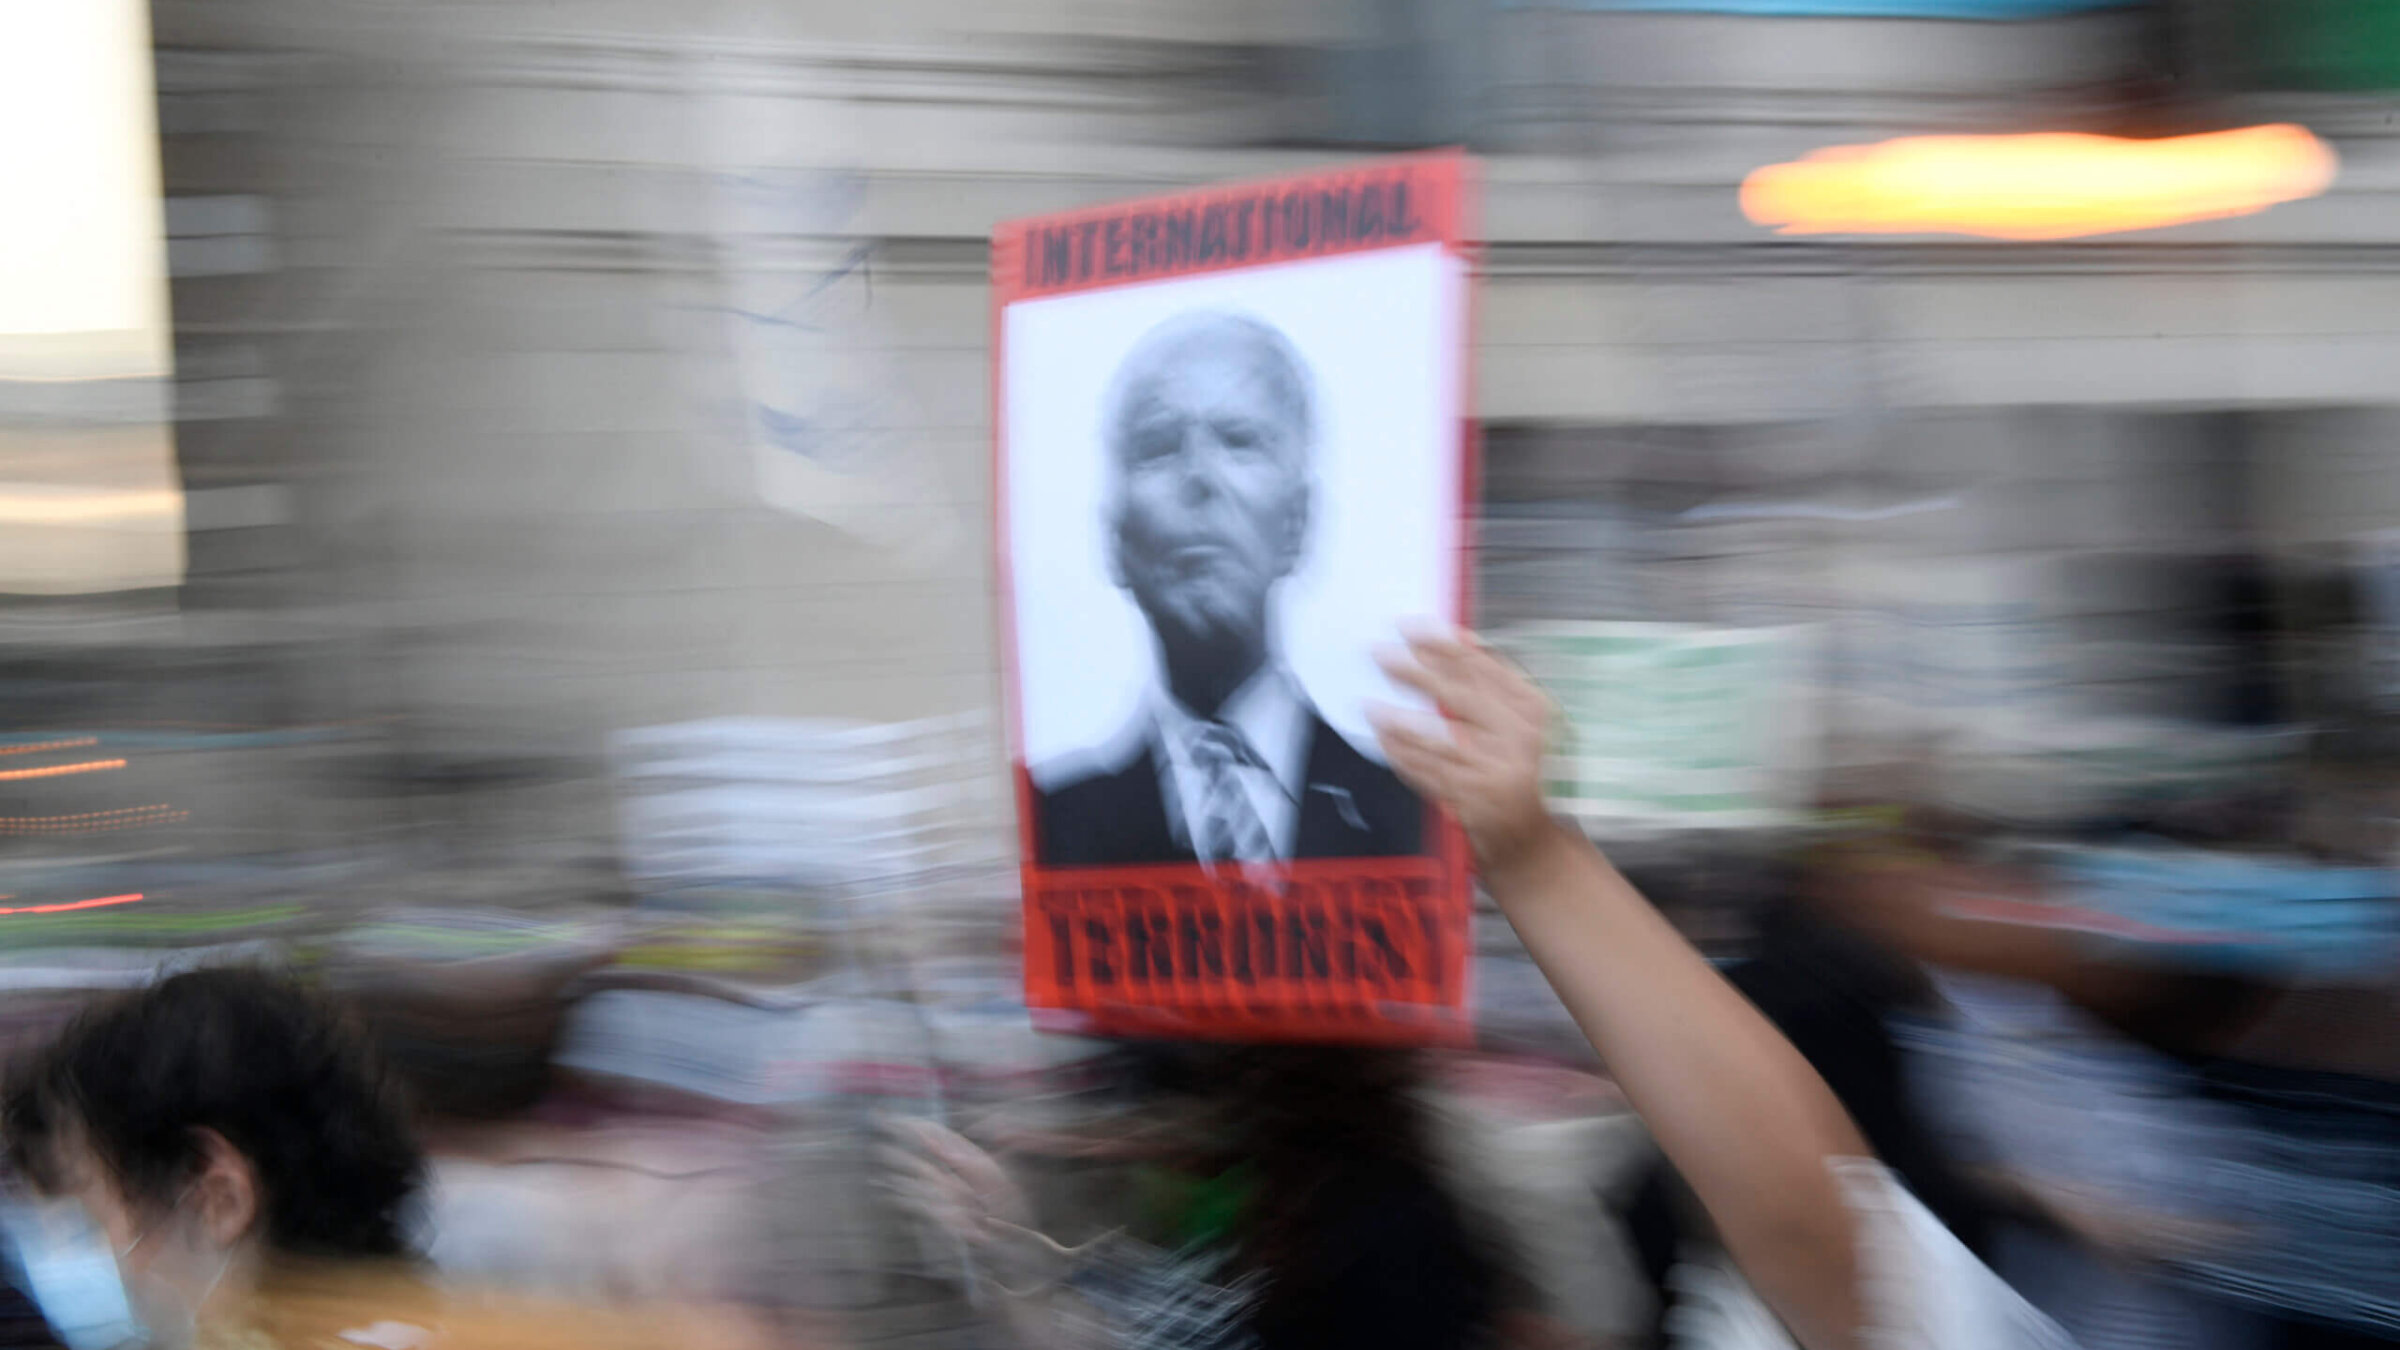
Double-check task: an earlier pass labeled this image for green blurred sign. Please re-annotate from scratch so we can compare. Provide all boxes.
[1501,623,1818,831]
[2250,0,2400,90]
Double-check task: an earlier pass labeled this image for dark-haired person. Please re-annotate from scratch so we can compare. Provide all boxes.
[886,1044,1542,1350]
[1,968,764,1350]
[0,1271,61,1350]
[1619,889,2010,1346]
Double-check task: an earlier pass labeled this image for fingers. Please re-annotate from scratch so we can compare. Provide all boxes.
[1380,625,1546,733]
[884,1117,1001,1184]
[877,1146,992,1247]
[1375,636,1472,716]
[879,1114,1031,1237]
[1365,701,1467,801]
[905,1117,1000,1176]
[1430,633,1548,726]
[1470,640,1554,725]
[1394,615,1461,645]
[1363,699,1455,751]
[882,1114,966,1152]
[874,1142,958,1194]
[877,1122,982,1199]
[1373,649,1445,711]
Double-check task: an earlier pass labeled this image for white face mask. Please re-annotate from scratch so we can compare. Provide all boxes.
[1,1200,143,1350]
[2,1195,231,1350]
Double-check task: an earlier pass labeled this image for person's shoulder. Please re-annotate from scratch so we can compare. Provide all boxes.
[1028,719,1172,865]
[1260,1164,1498,1350]
[1029,720,1153,802]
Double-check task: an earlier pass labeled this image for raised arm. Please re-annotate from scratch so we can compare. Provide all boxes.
[1370,628,1867,1350]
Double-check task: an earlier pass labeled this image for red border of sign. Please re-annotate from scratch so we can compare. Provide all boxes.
[991,150,1480,1044]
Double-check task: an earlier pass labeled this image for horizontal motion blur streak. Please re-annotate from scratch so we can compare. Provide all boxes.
[0,738,100,756]
[0,893,145,915]
[0,759,127,781]
[1742,124,2338,240]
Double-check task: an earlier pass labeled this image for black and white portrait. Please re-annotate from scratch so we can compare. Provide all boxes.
[1004,245,1465,868]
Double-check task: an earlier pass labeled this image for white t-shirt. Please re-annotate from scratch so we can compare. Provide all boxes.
[1667,1160,2078,1350]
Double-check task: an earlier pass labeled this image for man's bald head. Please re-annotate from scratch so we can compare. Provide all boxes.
[1102,311,1318,715]
[1105,312,1314,468]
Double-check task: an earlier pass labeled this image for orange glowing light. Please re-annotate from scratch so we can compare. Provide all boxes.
[0,737,98,756]
[0,806,184,833]
[0,893,144,915]
[1741,124,2336,241]
[0,758,125,781]
[0,805,171,825]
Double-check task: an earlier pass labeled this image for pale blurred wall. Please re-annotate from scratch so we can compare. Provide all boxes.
[136,0,2400,879]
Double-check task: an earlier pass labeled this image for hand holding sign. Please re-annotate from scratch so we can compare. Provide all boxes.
[1377,624,1879,1350]
[1369,625,1559,877]
[878,1116,1032,1243]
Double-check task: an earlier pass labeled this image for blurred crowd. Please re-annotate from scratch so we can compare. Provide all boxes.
[3,729,2397,1350]
[8,0,2400,1347]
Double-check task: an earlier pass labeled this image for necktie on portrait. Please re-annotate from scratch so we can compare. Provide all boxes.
[1187,722,1275,864]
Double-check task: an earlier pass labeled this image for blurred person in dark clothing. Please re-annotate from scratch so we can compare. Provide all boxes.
[1207,1048,1521,1350]
[0,1278,61,1350]
[1623,886,2004,1342]
[0,968,762,1350]
[1816,844,2291,1350]
[887,1043,1537,1350]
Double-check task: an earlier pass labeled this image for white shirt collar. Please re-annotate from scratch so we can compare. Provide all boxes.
[1150,664,1311,802]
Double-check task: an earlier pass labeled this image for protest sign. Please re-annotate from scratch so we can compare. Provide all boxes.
[993,152,1478,1042]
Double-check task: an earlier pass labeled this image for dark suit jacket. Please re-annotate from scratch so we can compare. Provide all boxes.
[1033,712,1424,866]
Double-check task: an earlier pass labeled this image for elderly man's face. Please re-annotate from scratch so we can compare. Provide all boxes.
[1108,334,1309,656]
